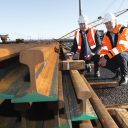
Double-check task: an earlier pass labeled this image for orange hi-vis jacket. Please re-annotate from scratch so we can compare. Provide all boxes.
[99,24,128,59]
[74,28,97,54]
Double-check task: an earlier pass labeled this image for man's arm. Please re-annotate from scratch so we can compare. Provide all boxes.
[105,28,128,59]
[92,30,102,54]
[70,38,78,54]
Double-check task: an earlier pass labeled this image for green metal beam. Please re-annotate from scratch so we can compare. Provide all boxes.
[11,92,58,103]
[71,112,97,121]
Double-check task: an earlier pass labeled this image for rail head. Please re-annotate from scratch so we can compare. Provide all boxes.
[70,70,91,100]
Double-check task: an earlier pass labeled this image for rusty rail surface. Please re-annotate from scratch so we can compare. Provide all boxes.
[11,43,59,103]
[0,43,50,61]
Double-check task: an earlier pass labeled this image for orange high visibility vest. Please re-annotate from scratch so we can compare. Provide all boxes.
[74,28,97,54]
[99,24,128,59]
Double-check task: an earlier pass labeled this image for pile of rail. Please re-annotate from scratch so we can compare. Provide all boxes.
[0,41,128,128]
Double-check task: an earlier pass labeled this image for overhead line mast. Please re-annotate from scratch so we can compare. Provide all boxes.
[58,0,82,40]
[79,0,82,16]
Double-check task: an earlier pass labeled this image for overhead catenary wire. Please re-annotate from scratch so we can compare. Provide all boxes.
[100,0,116,16]
[116,0,126,13]
[58,8,128,40]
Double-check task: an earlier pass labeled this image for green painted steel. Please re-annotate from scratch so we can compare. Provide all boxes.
[11,60,58,103]
[11,75,58,103]
[11,91,58,103]
[71,100,97,121]
[0,65,58,103]
[0,93,14,99]
[71,112,97,121]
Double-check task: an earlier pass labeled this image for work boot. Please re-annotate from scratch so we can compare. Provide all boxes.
[112,70,120,80]
[94,64,100,77]
[119,76,128,86]
[94,70,100,77]
[86,64,92,73]
[79,69,85,75]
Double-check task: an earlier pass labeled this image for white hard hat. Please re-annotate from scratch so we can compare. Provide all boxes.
[78,15,88,24]
[103,13,116,23]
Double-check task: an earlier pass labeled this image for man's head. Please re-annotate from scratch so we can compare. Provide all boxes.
[78,15,89,31]
[103,13,117,32]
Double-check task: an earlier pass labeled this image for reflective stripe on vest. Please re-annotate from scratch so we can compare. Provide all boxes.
[75,28,96,54]
[100,24,128,59]
[75,31,82,54]
[86,28,96,49]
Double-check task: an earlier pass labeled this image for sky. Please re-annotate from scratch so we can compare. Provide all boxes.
[0,0,128,40]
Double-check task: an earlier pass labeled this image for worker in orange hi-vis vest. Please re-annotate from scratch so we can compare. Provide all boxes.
[99,12,128,86]
[70,15,102,77]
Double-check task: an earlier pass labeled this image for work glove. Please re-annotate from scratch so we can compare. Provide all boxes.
[99,56,107,67]
[66,52,74,56]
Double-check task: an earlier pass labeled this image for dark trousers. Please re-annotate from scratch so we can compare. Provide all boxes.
[86,54,100,72]
[105,52,128,77]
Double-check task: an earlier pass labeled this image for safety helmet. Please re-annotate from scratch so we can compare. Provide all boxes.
[78,15,88,24]
[103,13,116,23]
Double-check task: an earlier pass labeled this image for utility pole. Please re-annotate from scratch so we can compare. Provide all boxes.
[79,0,82,16]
